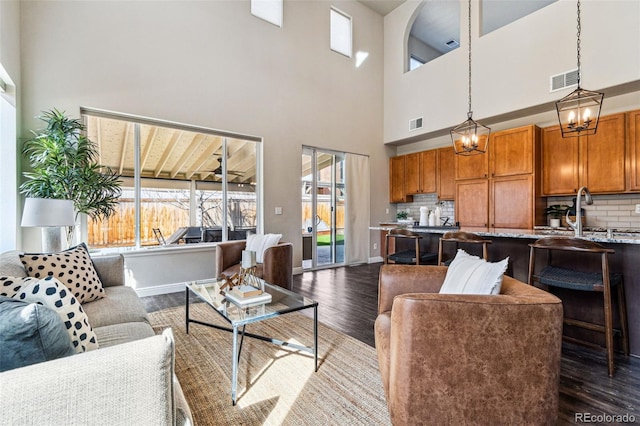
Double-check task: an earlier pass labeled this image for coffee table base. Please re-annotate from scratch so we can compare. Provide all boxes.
[185,287,318,405]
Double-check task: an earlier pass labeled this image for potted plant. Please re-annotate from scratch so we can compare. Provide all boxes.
[544,204,569,228]
[20,109,122,245]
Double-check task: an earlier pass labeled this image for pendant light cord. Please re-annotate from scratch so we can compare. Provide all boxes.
[467,0,472,117]
[576,0,582,87]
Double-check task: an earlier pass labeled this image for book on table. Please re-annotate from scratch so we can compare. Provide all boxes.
[225,285,272,306]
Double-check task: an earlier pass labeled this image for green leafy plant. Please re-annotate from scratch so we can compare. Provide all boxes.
[20,109,122,243]
[396,211,409,220]
[544,204,569,218]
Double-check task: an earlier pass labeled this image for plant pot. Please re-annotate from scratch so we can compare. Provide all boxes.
[549,218,561,228]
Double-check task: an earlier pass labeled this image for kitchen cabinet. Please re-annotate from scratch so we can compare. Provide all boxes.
[629,109,640,191]
[406,150,436,195]
[542,113,626,195]
[437,147,455,200]
[455,125,543,230]
[454,136,489,180]
[455,179,489,229]
[389,155,412,203]
[491,175,542,229]
[490,125,539,177]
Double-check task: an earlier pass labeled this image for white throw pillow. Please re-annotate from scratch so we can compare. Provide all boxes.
[246,233,282,263]
[15,276,99,353]
[439,249,509,295]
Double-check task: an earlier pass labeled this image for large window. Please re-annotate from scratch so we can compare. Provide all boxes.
[0,69,17,252]
[82,109,260,249]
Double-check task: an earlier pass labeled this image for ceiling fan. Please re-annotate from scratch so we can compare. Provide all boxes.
[212,157,244,177]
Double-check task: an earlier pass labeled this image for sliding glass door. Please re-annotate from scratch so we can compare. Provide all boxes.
[301,147,345,269]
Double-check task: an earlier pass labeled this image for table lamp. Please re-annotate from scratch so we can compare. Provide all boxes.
[21,198,75,252]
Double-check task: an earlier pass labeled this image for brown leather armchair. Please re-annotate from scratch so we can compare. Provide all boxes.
[215,240,293,290]
[375,265,563,425]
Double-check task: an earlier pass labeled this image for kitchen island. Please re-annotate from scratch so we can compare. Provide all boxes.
[372,225,640,356]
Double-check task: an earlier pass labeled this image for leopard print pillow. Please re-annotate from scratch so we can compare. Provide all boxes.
[0,276,37,298]
[20,243,105,304]
[16,276,99,352]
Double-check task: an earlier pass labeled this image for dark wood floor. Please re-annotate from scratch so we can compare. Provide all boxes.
[142,263,639,425]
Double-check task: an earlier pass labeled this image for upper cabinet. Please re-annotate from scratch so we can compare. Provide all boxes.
[406,150,437,195]
[437,147,455,200]
[628,109,640,191]
[389,155,411,203]
[490,125,539,177]
[454,135,489,180]
[542,113,626,195]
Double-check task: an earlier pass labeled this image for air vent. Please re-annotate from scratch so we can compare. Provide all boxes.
[550,69,579,92]
[409,117,423,131]
[445,39,459,49]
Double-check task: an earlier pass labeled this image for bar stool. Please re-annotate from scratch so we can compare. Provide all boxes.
[437,231,492,266]
[527,237,629,377]
[384,229,437,265]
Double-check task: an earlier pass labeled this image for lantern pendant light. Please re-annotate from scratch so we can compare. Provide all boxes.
[450,0,490,156]
[555,0,603,138]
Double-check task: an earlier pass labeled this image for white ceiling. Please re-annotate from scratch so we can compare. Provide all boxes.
[358,0,406,16]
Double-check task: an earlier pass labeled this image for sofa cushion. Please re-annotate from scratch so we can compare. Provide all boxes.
[0,251,27,277]
[0,276,37,298]
[246,233,282,263]
[439,249,509,295]
[16,276,99,353]
[94,322,155,348]
[82,286,150,329]
[20,243,105,304]
[0,296,75,372]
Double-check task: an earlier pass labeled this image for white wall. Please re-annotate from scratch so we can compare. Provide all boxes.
[20,1,391,263]
[385,0,640,145]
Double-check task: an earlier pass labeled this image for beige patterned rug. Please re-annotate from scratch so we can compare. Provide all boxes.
[149,304,391,425]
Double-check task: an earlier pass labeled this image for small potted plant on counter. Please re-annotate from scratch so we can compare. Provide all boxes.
[544,205,569,228]
[396,210,413,225]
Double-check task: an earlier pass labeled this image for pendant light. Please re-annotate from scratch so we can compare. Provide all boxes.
[555,0,603,137]
[450,0,490,156]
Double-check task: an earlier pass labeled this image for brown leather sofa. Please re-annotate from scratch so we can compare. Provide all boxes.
[375,265,563,425]
[215,240,293,290]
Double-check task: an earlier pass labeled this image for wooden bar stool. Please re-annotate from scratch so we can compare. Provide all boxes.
[437,231,492,266]
[384,229,437,265]
[527,237,629,377]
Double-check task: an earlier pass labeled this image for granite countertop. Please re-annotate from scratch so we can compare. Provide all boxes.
[370,225,640,245]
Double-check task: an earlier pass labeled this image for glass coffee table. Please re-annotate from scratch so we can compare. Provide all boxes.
[185,278,318,405]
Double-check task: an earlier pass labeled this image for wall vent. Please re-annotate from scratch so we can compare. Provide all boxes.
[550,69,579,92]
[409,117,423,131]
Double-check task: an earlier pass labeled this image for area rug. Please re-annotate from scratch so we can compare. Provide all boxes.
[148,304,391,425]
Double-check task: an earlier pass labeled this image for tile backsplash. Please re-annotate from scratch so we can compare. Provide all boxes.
[397,193,640,230]
[547,193,640,229]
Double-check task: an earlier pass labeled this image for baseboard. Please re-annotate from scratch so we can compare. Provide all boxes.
[368,256,383,264]
[135,283,186,297]
[293,266,304,275]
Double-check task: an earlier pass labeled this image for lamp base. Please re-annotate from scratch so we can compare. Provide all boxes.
[41,227,64,253]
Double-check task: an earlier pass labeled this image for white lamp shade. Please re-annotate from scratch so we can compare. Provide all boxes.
[21,198,75,227]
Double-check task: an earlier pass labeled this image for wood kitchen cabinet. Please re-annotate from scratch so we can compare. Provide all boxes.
[491,175,542,229]
[490,125,539,177]
[628,109,640,191]
[454,136,489,180]
[455,179,489,229]
[406,150,436,195]
[541,113,626,195]
[437,147,455,200]
[389,155,412,203]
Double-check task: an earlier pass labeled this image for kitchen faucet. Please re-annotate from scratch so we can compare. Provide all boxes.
[566,186,592,237]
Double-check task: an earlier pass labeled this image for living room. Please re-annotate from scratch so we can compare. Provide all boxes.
[1,0,639,424]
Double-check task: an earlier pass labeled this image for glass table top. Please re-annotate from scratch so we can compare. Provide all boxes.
[187,278,317,326]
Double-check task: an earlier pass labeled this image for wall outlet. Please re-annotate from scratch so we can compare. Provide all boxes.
[274,206,283,215]
[385,208,389,215]
[635,204,640,214]
[373,243,378,250]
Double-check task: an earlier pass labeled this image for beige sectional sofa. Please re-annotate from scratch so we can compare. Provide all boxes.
[0,250,193,425]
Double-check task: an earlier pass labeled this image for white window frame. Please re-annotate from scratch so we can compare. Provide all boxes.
[330,7,352,58]
[251,0,283,28]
